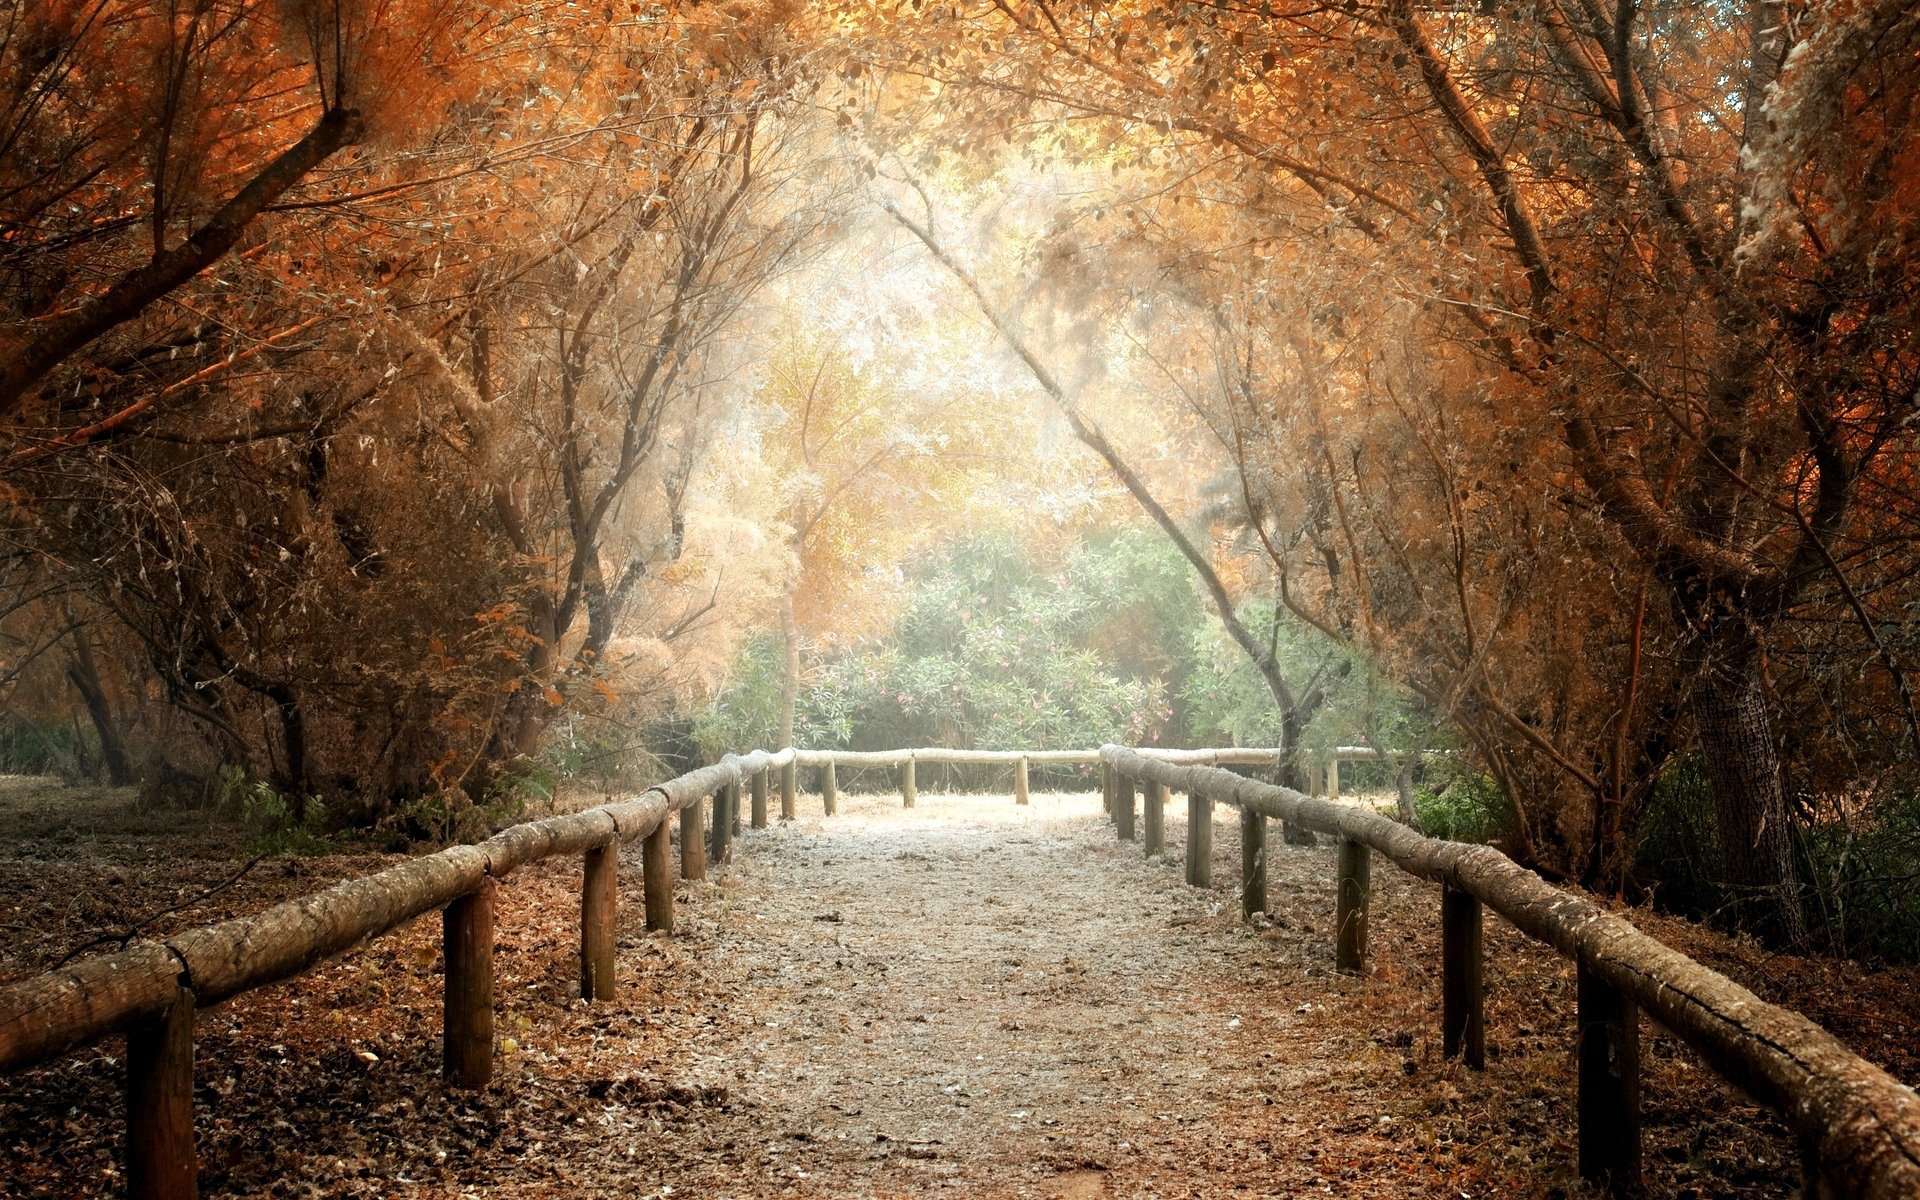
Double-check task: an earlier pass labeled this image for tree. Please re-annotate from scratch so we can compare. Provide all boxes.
[0,3,834,816]
[696,530,1181,761]
[750,334,1018,748]
[848,0,1920,938]
[0,0,500,429]
[883,186,1345,840]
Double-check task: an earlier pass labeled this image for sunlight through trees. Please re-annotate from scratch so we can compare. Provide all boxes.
[2,0,1916,951]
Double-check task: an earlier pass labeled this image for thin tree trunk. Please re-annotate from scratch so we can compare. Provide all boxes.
[264,682,310,812]
[64,632,133,786]
[779,585,799,749]
[1393,755,1421,830]
[509,594,560,758]
[1278,707,1317,845]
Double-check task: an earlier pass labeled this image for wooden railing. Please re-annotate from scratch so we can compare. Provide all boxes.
[3,743,1915,1199]
[1098,745,1920,1200]
[0,747,795,1200]
[0,744,1272,1199]
[783,745,1283,809]
[1310,744,1448,798]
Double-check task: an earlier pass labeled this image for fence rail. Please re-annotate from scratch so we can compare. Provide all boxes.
[788,746,1284,766]
[1099,745,1920,1199]
[1,744,1914,1199]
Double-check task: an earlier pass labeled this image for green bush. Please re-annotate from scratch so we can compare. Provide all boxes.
[1799,789,1920,963]
[1635,758,1920,962]
[694,533,1176,769]
[1631,757,1724,920]
[0,714,98,779]
[535,722,656,795]
[221,767,334,856]
[687,529,1443,797]
[1413,768,1513,845]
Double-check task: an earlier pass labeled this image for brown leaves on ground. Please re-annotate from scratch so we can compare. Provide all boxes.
[2,784,1915,1198]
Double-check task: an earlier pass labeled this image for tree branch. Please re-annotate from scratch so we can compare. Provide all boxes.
[0,107,364,420]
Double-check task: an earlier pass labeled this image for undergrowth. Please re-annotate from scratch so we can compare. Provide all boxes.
[1413,767,1514,845]
[0,714,102,781]
[218,765,334,856]
[1635,758,1920,964]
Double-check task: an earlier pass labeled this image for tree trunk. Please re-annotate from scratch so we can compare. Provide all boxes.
[64,632,133,786]
[1277,707,1318,845]
[263,682,309,810]
[1393,754,1421,831]
[779,585,799,749]
[1692,633,1806,944]
[509,594,560,758]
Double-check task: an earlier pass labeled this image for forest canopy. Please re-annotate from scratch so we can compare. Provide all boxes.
[2,0,1916,952]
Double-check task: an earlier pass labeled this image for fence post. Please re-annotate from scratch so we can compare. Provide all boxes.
[1015,756,1030,805]
[1577,958,1642,1195]
[1442,885,1484,1069]
[713,779,737,862]
[1240,807,1266,918]
[680,797,706,881]
[822,762,838,816]
[127,985,195,1200]
[1186,791,1213,886]
[902,756,916,808]
[1328,755,1341,800]
[1143,779,1166,856]
[580,843,617,1001]
[444,878,495,1088]
[1114,774,1136,841]
[750,767,769,829]
[1101,762,1114,820]
[780,760,797,820]
[1335,838,1369,973]
[643,818,674,933]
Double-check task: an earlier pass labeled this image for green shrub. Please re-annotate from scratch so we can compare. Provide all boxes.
[1800,788,1920,963]
[1413,768,1513,845]
[222,768,333,856]
[536,723,653,794]
[1631,758,1724,920]
[685,529,1441,797]
[1635,758,1920,962]
[0,714,98,779]
[692,534,1174,767]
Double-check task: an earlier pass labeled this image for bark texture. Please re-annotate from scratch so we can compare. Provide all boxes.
[1692,643,1806,943]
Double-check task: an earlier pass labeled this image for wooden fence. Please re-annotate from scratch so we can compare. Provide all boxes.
[1,743,1915,1199]
[0,747,795,1200]
[0,744,1271,1198]
[1099,745,1920,1199]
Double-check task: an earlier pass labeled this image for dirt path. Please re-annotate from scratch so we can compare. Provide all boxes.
[6,783,1873,1198]
[645,789,1375,1199]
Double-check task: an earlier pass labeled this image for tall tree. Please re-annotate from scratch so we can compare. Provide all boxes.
[0,2,832,814]
[884,190,1342,836]
[850,0,1920,937]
